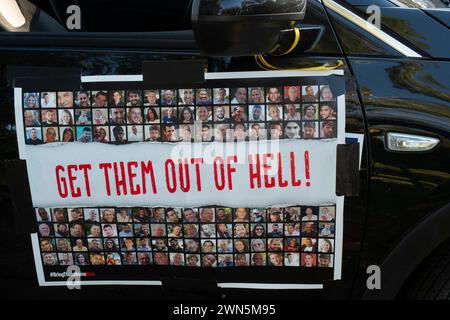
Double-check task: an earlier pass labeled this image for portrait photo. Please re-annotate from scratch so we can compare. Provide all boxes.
[110,108,126,125]
[303,104,318,121]
[284,121,301,139]
[268,252,283,267]
[161,106,177,124]
[184,239,200,253]
[38,222,53,237]
[74,252,89,266]
[284,207,301,222]
[91,91,108,107]
[213,88,229,105]
[249,122,266,141]
[43,127,59,143]
[186,254,201,267]
[233,223,249,238]
[234,253,250,267]
[86,223,102,238]
[143,89,160,106]
[110,125,127,143]
[58,253,74,266]
[106,252,122,265]
[126,90,142,107]
[120,238,136,252]
[319,222,335,238]
[42,253,58,266]
[251,252,266,266]
[267,223,283,237]
[251,224,266,237]
[93,126,109,143]
[136,238,151,251]
[161,89,177,106]
[284,104,301,121]
[170,252,185,266]
[266,104,283,122]
[283,86,301,103]
[121,252,137,265]
[59,127,74,142]
[24,109,40,127]
[301,206,319,221]
[302,85,319,102]
[54,223,69,237]
[127,125,144,142]
[234,239,249,253]
[251,238,266,252]
[302,121,318,139]
[36,207,51,222]
[230,105,247,123]
[149,208,165,223]
[216,223,232,238]
[40,92,56,108]
[56,238,71,252]
[76,126,92,143]
[137,252,152,265]
[301,253,317,267]
[127,107,143,124]
[200,224,216,238]
[132,207,149,223]
[301,237,317,252]
[88,238,103,252]
[319,104,336,120]
[217,239,233,253]
[168,238,184,252]
[249,104,265,122]
[201,254,217,267]
[214,123,230,142]
[102,224,118,237]
[69,222,85,237]
[248,87,265,104]
[40,238,55,252]
[319,206,335,221]
[178,88,194,105]
[109,90,125,107]
[213,105,230,122]
[152,238,168,252]
[145,124,161,142]
[267,238,283,252]
[318,238,334,253]
[320,85,334,102]
[24,92,39,108]
[230,87,247,104]
[320,121,337,139]
[101,208,116,223]
[84,208,99,223]
[144,107,160,124]
[116,208,132,223]
[284,253,300,267]
[301,222,318,237]
[196,106,212,123]
[57,91,74,108]
[52,208,68,223]
[267,208,283,222]
[118,223,134,237]
[318,253,333,268]
[75,91,91,108]
[25,127,42,145]
[90,253,106,265]
[201,239,216,254]
[183,224,199,238]
[196,88,212,105]
[218,254,234,267]
[167,224,183,238]
[40,109,58,126]
[266,87,282,104]
[92,108,108,125]
[135,223,151,237]
[103,238,120,251]
[58,109,74,126]
[284,237,300,252]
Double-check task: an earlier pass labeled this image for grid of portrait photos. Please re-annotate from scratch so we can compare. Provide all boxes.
[35,205,336,268]
[22,86,337,145]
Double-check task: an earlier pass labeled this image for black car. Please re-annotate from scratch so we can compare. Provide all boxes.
[0,0,449,300]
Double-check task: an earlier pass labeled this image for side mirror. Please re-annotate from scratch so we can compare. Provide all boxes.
[192,0,307,57]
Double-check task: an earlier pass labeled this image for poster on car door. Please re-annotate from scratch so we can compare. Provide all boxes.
[15,69,345,288]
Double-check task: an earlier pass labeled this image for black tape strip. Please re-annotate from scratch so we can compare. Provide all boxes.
[161,276,221,299]
[142,59,206,87]
[336,143,360,197]
[7,66,81,91]
[4,160,35,235]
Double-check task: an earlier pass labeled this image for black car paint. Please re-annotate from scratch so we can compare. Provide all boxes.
[0,0,449,299]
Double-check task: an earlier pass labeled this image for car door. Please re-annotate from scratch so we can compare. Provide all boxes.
[0,0,369,299]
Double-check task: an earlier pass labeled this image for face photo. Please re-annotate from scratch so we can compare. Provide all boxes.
[88,238,103,252]
[186,254,200,267]
[218,254,234,267]
[284,121,301,139]
[118,224,134,237]
[284,207,301,222]
[212,207,230,223]
[90,253,106,265]
[178,88,194,105]
[40,238,55,252]
[301,253,317,267]
[213,88,229,105]
[284,223,301,236]
[137,252,152,265]
[54,223,69,237]
[266,87,282,104]
[284,104,301,121]
[284,253,300,267]
[120,238,136,251]
[57,109,74,126]
[75,253,90,266]
[301,206,319,221]
[42,253,58,266]
[319,206,336,221]
[135,223,151,237]
[196,106,212,123]
[200,224,216,238]
[214,123,230,142]
[127,107,143,124]
[266,104,283,122]
[39,110,57,127]
[233,223,249,238]
[121,252,137,265]
[145,125,161,142]
[92,91,108,107]
[70,223,85,237]
[132,207,149,223]
[52,208,68,223]
[217,239,233,253]
[235,253,250,267]
[234,239,249,253]
[216,223,232,238]
[251,252,266,266]
[183,224,199,238]
[126,90,142,107]
[164,208,180,223]
[198,207,214,223]
[201,254,217,267]
[150,208,165,223]
[109,90,125,107]
[318,238,334,253]
[110,108,126,125]
[68,208,83,222]
[144,107,160,124]
[75,91,91,108]
[25,127,43,145]
[230,105,247,123]
[251,238,266,252]
[320,85,334,102]
[56,238,71,252]
[36,207,51,222]
[302,85,319,102]
[249,104,265,122]
[116,208,132,223]
[127,125,143,142]
[267,208,283,222]
[213,105,230,122]
[24,110,40,127]
[267,223,283,237]
[267,238,283,252]
[248,87,264,104]
[161,89,177,106]
[92,108,108,125]
[196,88,212,105]
[102,224,118,237]
[300,237,317,252]
[110,125,127,143]
[168,224,183,238]
[284,237,300,252]
[248,122,266,141]
[302,121,318,139]
[168,238,184,252]
[320,120,337,139]
[161,106,177,124]
[268,252,283,266]
[76,126,92,142]
[152,238,168,252]
[178,107,195,125]
[201,239,216,253]
[83,208,99,223]
[251,224,266,237]
[184,239,200,253]
[57,91,74,108]
[319,104,336,120]
[303,104,318,121]
[233,208,249,222]
[38,222,53,237]
[40,92,56,108]
[319,222,335,238]
[232,123,247,141]
[154,252,170,265]
[143,90,159,106]
[106,252,122,265]
[169,252,185,266]
[284,86,301,103]
[230,87,247,104]
[93,126,109,143]
[301,222,318,236]
[318,253,334,268]
[72,238,88,252]
[24,92,39,108]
